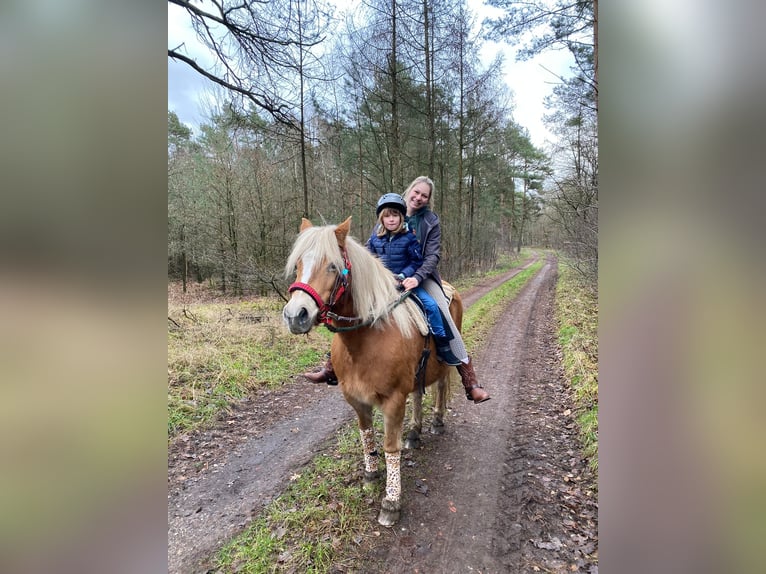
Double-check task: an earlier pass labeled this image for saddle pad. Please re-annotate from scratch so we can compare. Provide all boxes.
[403,297,430,336]
[441,281,455,305]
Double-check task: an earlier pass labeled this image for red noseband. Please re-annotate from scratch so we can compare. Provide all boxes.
[288,281,330,316]
[288,249,352,325]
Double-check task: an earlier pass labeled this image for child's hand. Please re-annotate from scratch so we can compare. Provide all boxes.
[401,277,419,291]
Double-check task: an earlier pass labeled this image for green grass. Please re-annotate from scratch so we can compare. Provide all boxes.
[214,418,385,573]
[451,248,534,292]
[461,260,544,352]
[554,260,599,477]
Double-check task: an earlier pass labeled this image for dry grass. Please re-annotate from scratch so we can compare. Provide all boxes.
[168,289,331,437]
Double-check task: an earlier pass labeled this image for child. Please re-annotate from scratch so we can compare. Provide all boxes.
[365,193,462,365]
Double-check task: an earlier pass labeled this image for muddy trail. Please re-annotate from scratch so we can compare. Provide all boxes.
[167,254,598,573]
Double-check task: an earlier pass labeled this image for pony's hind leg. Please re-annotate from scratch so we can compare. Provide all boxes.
[430,374,448,435]
[404,390,424,450]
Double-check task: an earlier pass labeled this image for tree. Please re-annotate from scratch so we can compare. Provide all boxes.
[484,0,597,286]
[168,0,332,126]
[168,1,562,294]
[483,0,597,97]
[544,76,598,282]
[168,111,199,292]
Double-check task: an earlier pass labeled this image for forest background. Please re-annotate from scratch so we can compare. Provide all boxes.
[167,0,598,295]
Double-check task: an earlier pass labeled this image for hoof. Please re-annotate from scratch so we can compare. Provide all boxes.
[430,419,445,435]
[363,470,380,484]
[377,497,401,527]
[404,429,421,450]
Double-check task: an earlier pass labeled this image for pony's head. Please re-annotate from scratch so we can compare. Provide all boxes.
[282,217,414,337]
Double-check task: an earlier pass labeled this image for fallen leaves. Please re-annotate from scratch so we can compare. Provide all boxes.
[533,536,563,551]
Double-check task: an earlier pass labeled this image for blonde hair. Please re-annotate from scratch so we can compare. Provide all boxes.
[403,176,435,203]
[375,208,406,237]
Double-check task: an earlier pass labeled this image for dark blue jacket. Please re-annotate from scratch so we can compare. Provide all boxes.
[366,226,423,278]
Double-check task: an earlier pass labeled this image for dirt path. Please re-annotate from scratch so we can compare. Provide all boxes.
[360,254,598,573]
[168,253,598,573]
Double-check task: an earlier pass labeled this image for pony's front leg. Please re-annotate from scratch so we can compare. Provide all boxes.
[350,402,379,484]
[378,398,406,527]
[404,390,424,450]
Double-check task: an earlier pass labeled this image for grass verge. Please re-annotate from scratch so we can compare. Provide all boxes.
[461,259,544,352]
[214,419,385,573]
[554,260,599,477]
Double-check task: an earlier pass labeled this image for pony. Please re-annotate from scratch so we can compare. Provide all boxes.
[282,217,463,526]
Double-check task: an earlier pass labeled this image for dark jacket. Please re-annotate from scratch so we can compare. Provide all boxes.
[406,208,442,286]
[366,226,423,278]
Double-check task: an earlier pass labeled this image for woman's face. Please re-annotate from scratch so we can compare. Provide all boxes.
[406,182,431,213]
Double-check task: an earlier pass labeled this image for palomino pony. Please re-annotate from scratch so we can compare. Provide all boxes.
[282,217,463,526]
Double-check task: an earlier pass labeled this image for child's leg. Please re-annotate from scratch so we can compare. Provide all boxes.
[414,287,461,366]
[420,278,469,363]
[413,287,446,338]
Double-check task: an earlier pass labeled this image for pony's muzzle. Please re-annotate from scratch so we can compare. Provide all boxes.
[283,295,318,334]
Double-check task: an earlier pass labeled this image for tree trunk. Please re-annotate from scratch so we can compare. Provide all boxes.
[423,0,435,176]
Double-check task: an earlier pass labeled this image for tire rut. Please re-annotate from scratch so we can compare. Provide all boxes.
[358,255,561,573]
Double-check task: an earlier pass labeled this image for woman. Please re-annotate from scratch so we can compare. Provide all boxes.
[399,176,489,403]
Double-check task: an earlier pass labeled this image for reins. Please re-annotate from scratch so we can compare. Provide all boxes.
[325,290,412,332]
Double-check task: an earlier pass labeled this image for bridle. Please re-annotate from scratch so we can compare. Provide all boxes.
[288,246,412,332]
[288,248,354,328]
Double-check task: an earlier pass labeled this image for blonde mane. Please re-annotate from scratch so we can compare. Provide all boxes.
[286,223,416,338]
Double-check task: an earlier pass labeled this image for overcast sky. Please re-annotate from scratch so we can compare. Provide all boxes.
[167,0,574,148]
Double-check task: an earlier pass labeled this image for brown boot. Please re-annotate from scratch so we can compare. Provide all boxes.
[456,358,490,403]
[303,356,338,385]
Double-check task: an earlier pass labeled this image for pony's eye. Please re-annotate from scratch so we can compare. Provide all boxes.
[328,263,338,273]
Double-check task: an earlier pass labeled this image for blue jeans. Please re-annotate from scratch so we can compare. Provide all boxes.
[413,286,447,339]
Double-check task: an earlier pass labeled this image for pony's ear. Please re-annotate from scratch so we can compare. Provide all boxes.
[300,218,313,232]
[334,216,352,246]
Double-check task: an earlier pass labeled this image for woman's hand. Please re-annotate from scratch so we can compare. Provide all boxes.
[401,277,420,291]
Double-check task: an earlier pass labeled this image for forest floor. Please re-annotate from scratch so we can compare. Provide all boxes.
[167,254,598,573]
